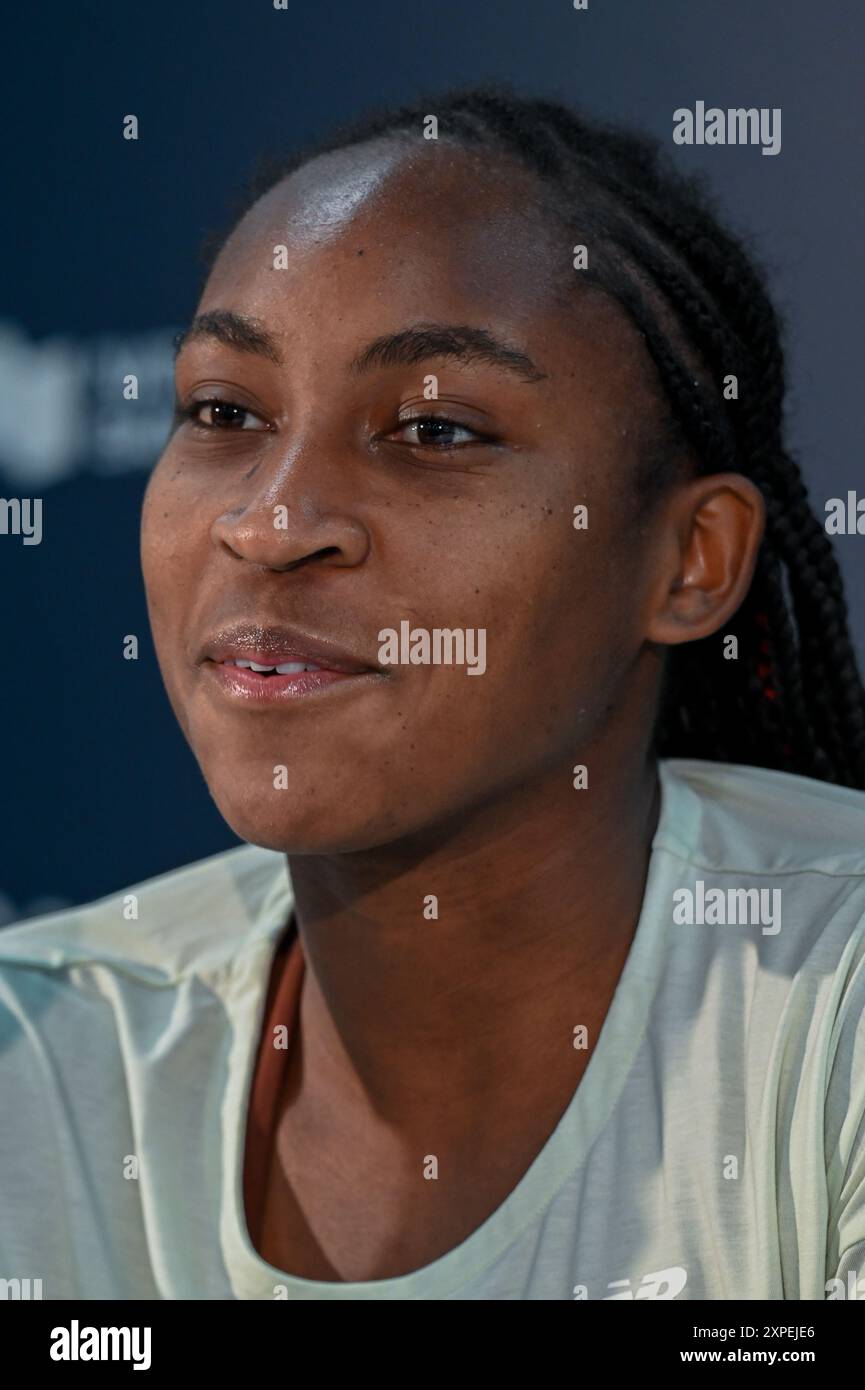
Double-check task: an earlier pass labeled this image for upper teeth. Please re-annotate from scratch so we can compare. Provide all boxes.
[228,659,323,673]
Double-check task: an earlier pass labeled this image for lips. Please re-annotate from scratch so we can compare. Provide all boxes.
[197,620,384,704]
[199,622,381,675]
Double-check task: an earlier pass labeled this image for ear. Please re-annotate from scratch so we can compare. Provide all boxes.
[645,473,766,645]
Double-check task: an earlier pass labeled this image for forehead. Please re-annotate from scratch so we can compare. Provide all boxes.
[207,139,564,306]
[197,137,661,414]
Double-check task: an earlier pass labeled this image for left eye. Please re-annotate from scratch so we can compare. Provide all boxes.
[394,416,485,448]
[186,399,270,430]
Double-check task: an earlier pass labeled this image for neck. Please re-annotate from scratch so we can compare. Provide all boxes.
[283,746,662,1126]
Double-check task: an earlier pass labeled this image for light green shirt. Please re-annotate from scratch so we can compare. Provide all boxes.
[1,757,864,1300]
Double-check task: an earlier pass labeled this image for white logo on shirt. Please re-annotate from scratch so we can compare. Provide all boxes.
[604,1265,688,1300]
[572,1265,689,1300]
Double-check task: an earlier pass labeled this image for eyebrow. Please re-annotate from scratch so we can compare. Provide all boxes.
[173,310,281,364]
[173,310,548,384]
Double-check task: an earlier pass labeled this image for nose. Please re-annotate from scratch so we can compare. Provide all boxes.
[210,444,371,572]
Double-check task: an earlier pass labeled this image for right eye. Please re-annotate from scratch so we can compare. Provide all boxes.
[180,397,271,431]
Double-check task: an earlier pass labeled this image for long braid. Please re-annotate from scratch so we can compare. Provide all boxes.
[202,83,865,788]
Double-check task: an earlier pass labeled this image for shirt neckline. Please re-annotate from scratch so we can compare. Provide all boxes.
[219,760,693,1299]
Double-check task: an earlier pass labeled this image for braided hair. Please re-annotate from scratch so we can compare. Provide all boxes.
[199,81,865,788]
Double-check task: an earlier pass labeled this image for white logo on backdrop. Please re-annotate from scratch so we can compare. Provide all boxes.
[0,322,177,486]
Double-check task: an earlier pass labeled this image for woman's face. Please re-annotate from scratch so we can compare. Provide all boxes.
[141,138,674,852]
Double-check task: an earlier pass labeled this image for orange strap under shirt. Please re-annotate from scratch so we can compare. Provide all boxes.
[242,916,305,1246]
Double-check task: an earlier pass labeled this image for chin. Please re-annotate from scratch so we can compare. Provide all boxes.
[208,785,410,856]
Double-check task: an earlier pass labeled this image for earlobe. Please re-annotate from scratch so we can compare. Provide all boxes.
[646,473,766,648]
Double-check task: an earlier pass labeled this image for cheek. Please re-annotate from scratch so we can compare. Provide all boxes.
[400,505,625,767]
[140,461,209,681]
[141,460,179,576]
[141,455,210,584]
